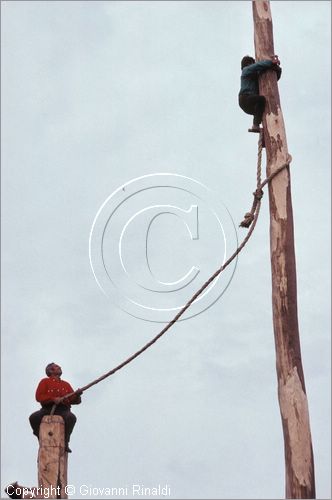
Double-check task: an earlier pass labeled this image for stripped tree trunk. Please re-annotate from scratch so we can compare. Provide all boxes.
[252,1,316,498]
[38,416,68,499]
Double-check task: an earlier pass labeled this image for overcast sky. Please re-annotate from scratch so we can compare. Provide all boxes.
[1,1,331,499]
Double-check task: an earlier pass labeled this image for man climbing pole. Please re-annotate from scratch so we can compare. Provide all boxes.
[29,363,82,453]
[238,54,281,132]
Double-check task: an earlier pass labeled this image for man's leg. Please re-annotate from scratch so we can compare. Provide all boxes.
[29,408,49,439]
[55,408,77,450]
[253,95,266,126]
[62,411,76,444]
[239,94,266,128]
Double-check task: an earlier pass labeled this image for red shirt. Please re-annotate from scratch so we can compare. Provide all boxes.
[35,377,77,407]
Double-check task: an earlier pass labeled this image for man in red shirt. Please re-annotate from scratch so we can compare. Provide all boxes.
[29,363,82,453]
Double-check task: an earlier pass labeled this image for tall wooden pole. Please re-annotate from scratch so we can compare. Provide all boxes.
[38,416,68,499]
[252,1,315,498]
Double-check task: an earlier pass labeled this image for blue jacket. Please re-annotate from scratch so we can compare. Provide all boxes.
[239,60,281,96]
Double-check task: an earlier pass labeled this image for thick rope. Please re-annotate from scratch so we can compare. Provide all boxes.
[50,135,292,415]
[240,134,264,228]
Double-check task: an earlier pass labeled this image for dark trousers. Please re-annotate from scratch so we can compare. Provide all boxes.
[239,94,266,126]
[29,404,76,445]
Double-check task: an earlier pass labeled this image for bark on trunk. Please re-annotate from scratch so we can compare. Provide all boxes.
[252,1,315,498]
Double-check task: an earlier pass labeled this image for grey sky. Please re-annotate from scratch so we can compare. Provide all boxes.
[1,1,331,499]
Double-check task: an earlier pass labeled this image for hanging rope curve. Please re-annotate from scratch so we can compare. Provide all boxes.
[51,134,292,415]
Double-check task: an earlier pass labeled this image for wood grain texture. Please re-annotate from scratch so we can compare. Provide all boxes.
[252,1,315,498]
[38,416,68,499]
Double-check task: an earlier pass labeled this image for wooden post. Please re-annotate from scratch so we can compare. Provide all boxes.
[38,416,68,499]
[251,1,315,498]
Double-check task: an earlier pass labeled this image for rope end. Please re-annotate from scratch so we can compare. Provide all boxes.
[239,213,254,228]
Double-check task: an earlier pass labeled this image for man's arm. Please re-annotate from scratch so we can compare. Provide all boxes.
[68,392,82,405]
[35,379,54,405]
[62,383,82,405]
[242,59,274,77]
[273,65,282,80]
[243,58,281,79]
